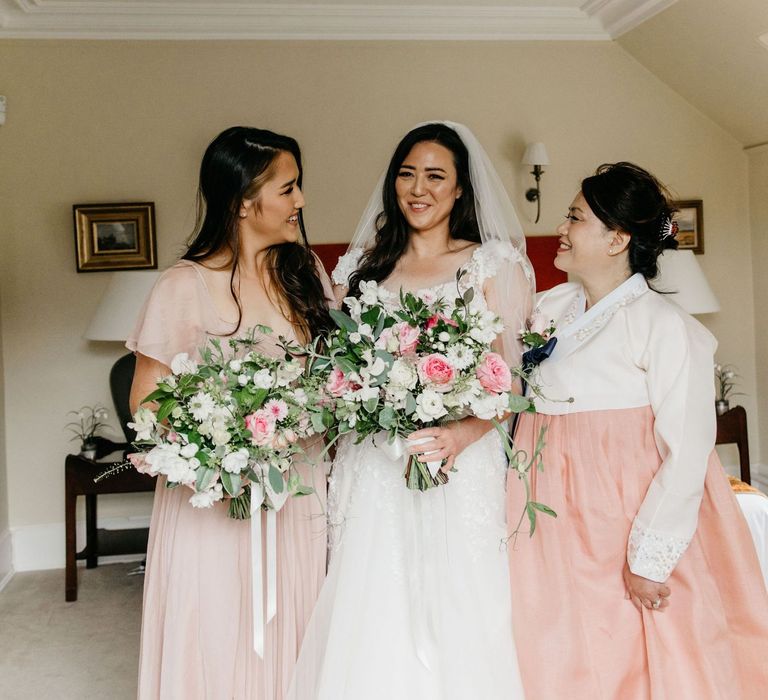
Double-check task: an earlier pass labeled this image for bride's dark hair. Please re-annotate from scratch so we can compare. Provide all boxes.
[347,123,481,298]
[183,126,331,341]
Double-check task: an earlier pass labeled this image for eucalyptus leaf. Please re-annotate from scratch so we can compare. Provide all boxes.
[330,309,359,333]
[526,503,537,537]
[508,394,533,413]
[530,501,557,518]
[221,471,241,498]
[195,466,216,492]
[268,464,284,494]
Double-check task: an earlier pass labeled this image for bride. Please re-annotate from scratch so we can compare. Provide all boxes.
[288,122,533,699]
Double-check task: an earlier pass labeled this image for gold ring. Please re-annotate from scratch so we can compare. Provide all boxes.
[652,598,661,609]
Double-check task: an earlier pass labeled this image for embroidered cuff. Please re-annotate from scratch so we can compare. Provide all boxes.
[627,522,690,583]
[331,249,363,286]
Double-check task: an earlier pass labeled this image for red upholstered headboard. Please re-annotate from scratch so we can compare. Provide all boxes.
[312,236,565,291]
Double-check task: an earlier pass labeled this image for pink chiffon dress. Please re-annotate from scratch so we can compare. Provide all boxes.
[127,260,329,700]
[507,274,768,699]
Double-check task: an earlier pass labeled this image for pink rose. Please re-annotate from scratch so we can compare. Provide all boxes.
[425,313,458,331]
[476,352,513,394]
[394,322,420,355]
[127,452,151,474]
[326,367,353,398]
[417,353,456,392]
[245,409,276,446]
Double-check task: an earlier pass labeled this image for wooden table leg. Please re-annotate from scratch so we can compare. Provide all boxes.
[85,493,98,569]
[65,469,78,602]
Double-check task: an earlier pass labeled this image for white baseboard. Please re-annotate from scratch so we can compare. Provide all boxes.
[11,515,151,572]
[0,528,13,592]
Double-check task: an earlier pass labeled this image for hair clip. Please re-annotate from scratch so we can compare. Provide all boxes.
[660,217,679,239]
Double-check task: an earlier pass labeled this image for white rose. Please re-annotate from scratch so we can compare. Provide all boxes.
[222,447,250,474]
[229,360,242,373]
[170,352,199,375]
[212,428,231,446]
[128,407,156,441]
[389,359,418,390]
[276,361,302,387]
[415,390,447,423]
[180,443,199,458]
[189,484,224,509]
[252,369,275,389]
[385,385,408,409]
[238,374,249,386]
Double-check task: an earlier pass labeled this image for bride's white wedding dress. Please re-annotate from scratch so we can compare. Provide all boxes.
[287,243,526,700]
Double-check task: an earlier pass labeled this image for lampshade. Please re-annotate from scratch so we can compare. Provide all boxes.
[85,269,161,341]
[654,250,720,315]
[522,142,550,166]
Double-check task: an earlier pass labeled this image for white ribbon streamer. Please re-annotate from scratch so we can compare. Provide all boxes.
[249,480,282,658]
[374,433,442,477]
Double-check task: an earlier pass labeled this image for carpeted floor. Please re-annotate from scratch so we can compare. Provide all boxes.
[0,564,143,700]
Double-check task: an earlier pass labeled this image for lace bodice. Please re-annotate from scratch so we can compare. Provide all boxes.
[332,241,523,308]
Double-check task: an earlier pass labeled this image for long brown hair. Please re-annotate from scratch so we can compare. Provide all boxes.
[183,126,331,341]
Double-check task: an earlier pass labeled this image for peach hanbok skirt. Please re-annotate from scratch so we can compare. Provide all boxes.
[507,407,768,700]
[137,451,327,700]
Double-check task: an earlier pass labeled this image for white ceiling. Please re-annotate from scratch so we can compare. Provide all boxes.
[619,0,768,146]
[0,0,676,40]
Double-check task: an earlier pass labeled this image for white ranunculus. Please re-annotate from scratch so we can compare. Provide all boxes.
[222,447,249,474]
[252,368,275,389]
[415,390,447,423]
[128,407,157,441]
[170,353,199,375]
[385,385,408,409]
[189,484,224,509]
[212,428,231,446]
[180,442,199,458]
[389,359,418,390]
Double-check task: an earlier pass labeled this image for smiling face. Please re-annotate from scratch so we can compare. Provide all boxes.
[394,141,462,237]
[239,150,305,246]
[554,192,620,279]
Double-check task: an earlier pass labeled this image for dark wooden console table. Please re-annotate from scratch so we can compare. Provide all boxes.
[65,454,156,601]
[715,405,751,485]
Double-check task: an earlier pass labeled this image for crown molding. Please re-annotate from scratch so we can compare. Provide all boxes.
[0,1,678,41]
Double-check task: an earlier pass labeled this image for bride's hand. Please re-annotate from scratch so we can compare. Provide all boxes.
[407,418,490,473]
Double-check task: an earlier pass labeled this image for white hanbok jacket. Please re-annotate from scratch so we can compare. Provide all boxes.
[531,273,718,583]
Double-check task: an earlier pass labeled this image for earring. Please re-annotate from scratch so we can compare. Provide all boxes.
[239,212,247,219]
[609,247,614,254]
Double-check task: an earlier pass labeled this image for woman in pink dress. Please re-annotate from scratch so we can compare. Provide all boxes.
[128,127,333,699]
[508,162,768,699]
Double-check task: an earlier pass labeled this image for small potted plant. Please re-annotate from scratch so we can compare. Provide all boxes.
[66,405,110,459]
[714,364,743,416]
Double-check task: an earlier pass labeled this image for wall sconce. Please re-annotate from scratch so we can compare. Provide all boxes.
[522,142,550,224]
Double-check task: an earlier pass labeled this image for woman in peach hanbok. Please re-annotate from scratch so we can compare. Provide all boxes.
[127,127,333,700]
[508,162,768,699]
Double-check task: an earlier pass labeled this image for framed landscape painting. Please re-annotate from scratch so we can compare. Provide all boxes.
[672,200,703,254]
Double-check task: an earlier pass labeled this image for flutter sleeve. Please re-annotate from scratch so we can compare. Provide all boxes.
[331,248,364,288]
[626,300,718,582]
[126,262,210,368]
[475,240,534,371]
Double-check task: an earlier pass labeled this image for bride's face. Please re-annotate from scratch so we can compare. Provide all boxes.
[395,141,462,236]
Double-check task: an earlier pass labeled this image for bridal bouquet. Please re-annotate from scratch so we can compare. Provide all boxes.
[126,333,321,519]
[305,274,537,492]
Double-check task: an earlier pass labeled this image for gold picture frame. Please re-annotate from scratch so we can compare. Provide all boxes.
[672,199,704,254]
[73,202,157,272]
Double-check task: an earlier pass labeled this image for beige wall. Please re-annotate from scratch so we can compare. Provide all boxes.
[0,290,7,533]
[749,145,768,468]
[0,39,759,561]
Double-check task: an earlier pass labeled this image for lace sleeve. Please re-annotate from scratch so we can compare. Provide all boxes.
[331,249,364,287]
[625,301,718,582]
